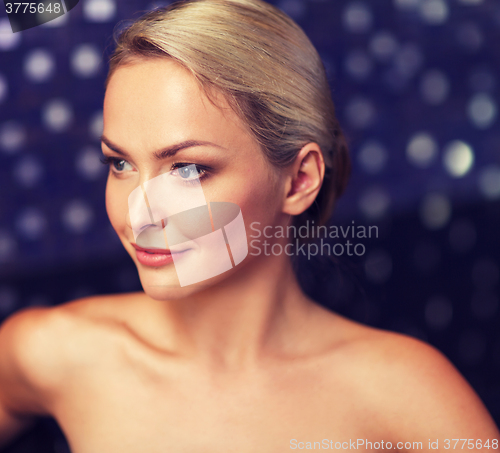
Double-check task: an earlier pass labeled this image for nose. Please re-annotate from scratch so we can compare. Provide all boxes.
[125,210,156,232]
[127,183,164,236]
[128,184,151,239]
[128,183,170,249]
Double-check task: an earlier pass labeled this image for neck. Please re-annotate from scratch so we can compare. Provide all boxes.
[145,250,317,371]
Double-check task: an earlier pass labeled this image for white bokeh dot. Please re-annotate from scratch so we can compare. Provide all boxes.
[76,146,106,180]
[425,296,453,330]
[406,132,438,168]
[42,99,73,132]
[0,74,7,104]
[420,69,450,105]
[345,96,376,129]
[467,93,497,129]
[0,231,16,263]
[24,49,56,82]
[343,2,372,33]
[478,165,500,200]
[443,140,474,177]
[457,23,483,52]
[359,187,391,219]
[369,31,398,61]
[16,208,47,240]
[419,0,448,25]
[420,192,451,229]
[83,0,116,22]
[62,200,94,233]
[344,49,373,81]
[0,121,26,154]
[89,110,104,139]
[394,43,423,78]
[278,0,307,20]
[0,18,22,51]
[357,140,388,173]
[13,156,44,188]
[71,44,102,78]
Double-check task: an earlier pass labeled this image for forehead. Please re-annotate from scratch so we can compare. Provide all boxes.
[103,58,249,152]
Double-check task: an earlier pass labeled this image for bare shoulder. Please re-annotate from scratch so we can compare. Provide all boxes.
[323,313,500,439]
[0,292,140,415]
[0,305,69,388]
[0,304,70,416]
[58,290,145,320]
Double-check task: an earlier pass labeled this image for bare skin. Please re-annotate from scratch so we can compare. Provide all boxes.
[0,59,498,452]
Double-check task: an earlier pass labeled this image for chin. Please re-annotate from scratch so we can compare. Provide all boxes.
[142,284,198,301]
[135,261,239,301]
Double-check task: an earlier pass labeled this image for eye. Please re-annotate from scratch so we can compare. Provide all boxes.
[100,156,133,174]
[170,163,209,183]
[178,165,198,179]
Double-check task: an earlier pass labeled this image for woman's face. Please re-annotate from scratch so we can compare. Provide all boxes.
[103,58,284,300]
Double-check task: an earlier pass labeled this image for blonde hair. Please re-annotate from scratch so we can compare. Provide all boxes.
[106,0,350,226]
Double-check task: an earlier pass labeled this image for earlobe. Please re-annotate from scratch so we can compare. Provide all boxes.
[282,143,325,217]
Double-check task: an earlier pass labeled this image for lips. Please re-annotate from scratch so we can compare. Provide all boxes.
[131,243,189,267]
[132,243,171,254]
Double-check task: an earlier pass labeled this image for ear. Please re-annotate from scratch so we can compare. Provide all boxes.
[282,143,325,217]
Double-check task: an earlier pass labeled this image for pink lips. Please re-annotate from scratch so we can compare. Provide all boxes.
[131,243,186,267]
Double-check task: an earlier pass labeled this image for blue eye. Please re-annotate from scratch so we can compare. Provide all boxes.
[178,165,197,179]
[172,163,209,183]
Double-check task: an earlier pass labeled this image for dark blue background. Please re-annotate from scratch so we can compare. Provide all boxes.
[0,0,499,450]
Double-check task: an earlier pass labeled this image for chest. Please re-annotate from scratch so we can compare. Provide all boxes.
[52,357,377,453]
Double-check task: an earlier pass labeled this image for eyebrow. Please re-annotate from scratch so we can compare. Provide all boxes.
[100,135,225,160]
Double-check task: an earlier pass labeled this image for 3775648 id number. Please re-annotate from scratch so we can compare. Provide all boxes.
[5,3,62,14]
[443,439,498,449]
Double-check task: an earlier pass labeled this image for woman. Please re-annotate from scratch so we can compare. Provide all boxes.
[0,0,498,451]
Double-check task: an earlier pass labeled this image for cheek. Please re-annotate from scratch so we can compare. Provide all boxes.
[227,170,282,226]
[105,180,127,233]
